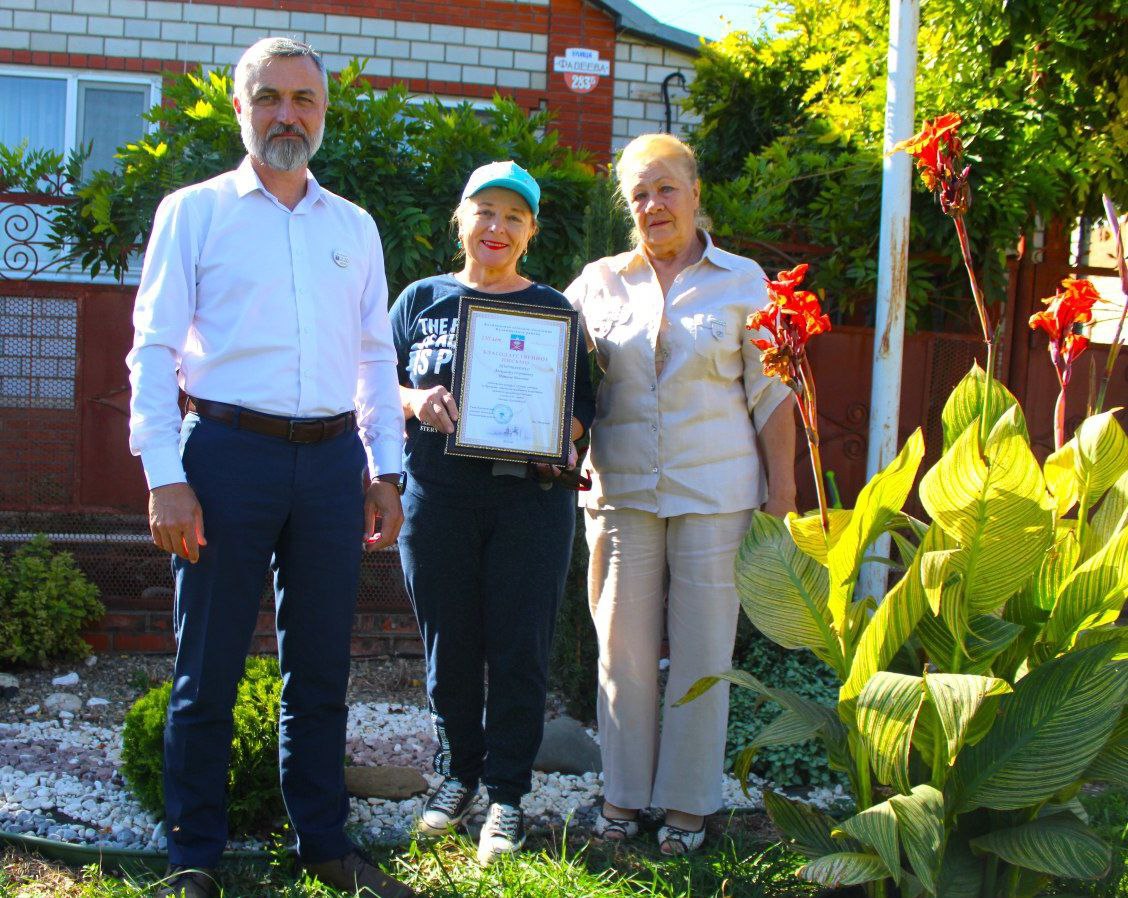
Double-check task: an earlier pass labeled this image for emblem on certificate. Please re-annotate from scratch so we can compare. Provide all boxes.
[446,296,579,466]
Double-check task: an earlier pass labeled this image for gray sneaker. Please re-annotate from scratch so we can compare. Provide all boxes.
[153,867,219,898]
[416,777,477,836]
[476,802,526,865]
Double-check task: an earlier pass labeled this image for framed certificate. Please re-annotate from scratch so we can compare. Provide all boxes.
[446,296,579,466]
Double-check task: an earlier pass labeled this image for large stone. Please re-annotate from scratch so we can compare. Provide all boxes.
[534,716,602,775]
[0,673,18,699]
[51,672,80,688]
[344,765,428,800]
[44,693,83,714]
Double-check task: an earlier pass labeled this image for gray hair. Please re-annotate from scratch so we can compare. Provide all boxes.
[233,37,328,101]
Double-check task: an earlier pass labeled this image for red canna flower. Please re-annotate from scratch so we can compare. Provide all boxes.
[1029,276,1101,450]
[746,261,832,531]
[892,113,970,216]
[1029,277,1100,379]
[746,264,831,386]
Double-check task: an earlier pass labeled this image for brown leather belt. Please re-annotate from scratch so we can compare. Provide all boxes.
[186,397,356,444]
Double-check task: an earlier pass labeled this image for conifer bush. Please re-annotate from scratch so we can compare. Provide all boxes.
[121,656,286,835]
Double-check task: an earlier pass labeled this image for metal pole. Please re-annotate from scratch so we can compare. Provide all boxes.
[858,0,919,601]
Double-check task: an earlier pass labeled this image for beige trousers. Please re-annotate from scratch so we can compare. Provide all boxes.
[585,506,751,816]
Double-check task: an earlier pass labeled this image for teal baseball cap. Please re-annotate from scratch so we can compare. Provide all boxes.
[461,160,540,216]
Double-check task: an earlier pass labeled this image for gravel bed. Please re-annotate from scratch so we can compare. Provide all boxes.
[0,656,851,851]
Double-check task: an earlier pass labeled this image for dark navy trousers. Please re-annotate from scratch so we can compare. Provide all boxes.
[397,481,575,807]
[165,413,365,867]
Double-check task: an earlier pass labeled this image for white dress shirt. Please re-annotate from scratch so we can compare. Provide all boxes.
[565,232,792,517]
[127,157,403,489]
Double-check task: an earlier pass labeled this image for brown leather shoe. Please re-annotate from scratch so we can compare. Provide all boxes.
[304,849,419,898]
[153,866,220,898]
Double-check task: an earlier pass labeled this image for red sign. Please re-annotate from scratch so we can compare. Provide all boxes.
[564,72,599,93]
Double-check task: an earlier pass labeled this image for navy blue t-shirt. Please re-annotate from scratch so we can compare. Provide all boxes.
[390,274,595,501]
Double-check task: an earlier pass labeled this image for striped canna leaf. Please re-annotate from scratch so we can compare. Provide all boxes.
[833,799,902,885]
[948,642,1128,813]
[786,507,853,565]
[1045,410,1128,519]
[1040,525,1128,652]
[763,789,854,859]
[1085,468,1128,559]
[914,612,1023,676]
[827,429,924,635]
[970,814,1112,880]
[939,363,1025,453]
[920,407,1055,616]
[733,511,837,667]
[857,672,925,794]
[923,672,1012,768]
[889,785,945,895]
[841,524,939,704]
[1084,709,1128,786]
[798,852,891,888]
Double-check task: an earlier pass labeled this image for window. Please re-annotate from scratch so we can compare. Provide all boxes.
[0,68,159,177]
[0,295,77,409]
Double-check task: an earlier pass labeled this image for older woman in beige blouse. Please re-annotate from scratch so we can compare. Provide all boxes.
[565,133,797,855]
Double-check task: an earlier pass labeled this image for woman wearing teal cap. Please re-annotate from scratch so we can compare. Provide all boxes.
[389,161,595,865]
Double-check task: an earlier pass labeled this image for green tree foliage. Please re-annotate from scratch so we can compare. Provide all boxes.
[0,536,103,667]
[687,0,1128,331]
[121,656,286,836]
[50,63,631,295]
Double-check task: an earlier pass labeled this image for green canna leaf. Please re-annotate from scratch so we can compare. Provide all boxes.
[970,814,1112,880]
[934,836,984,898]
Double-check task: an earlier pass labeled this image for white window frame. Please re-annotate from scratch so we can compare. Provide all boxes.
[0,65,162,161]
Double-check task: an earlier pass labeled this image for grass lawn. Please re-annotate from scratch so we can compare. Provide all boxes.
[3,791,1124,897]
[0,827,814,898]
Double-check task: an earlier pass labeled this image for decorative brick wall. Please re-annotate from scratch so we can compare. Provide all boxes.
[611,34,698,150]
[75,541,424,657]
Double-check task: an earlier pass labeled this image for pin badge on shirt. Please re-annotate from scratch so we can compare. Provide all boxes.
[332,250,350,268]
[708,315,725,340]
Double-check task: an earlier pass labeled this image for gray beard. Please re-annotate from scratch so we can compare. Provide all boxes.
[241,119,324,172]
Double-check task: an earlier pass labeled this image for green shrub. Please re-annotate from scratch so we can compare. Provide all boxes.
[121,655,286,836]
[0,535,103,667]
[48,63,624,297]
[726,625,842,789]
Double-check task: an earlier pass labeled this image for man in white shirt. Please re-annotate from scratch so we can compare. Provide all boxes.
[127,38,415,898]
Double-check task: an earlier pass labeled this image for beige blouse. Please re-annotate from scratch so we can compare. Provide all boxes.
[564,232,792,517]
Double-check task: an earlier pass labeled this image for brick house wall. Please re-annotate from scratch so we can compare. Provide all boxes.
[0,0,702,160]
